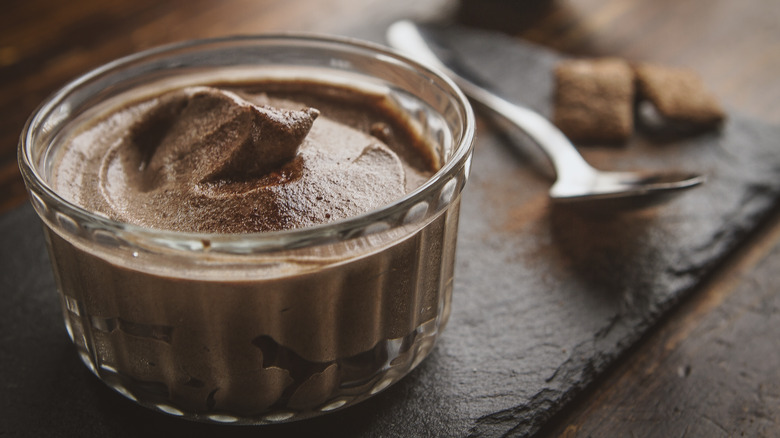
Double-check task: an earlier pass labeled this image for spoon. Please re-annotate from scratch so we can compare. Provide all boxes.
[386,20,705,204]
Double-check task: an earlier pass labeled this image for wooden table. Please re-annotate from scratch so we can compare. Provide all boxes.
[2,0,778,436]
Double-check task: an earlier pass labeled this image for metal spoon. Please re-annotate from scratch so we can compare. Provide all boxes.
[387,20,705,204]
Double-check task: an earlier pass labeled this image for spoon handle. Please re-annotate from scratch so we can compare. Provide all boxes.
[386,20,596,181]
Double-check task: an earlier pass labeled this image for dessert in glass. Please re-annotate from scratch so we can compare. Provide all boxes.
[18,35,475,424]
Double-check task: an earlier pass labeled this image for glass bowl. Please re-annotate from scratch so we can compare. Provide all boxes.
[18,34,475,424]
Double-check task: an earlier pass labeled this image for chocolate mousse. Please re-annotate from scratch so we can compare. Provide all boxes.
[44,78,456,420]
[53,82,436,233]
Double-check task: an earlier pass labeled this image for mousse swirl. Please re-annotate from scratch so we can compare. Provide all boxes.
[55,85,428,233]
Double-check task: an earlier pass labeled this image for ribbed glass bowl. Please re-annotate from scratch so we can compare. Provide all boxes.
[18,34,475,424]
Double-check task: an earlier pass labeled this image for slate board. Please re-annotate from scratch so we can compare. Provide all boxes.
[2,26,780,437]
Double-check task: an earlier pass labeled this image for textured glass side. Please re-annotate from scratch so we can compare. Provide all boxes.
[45,198,461,422]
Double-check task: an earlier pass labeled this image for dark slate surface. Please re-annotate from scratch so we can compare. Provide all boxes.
[3,26,780,437]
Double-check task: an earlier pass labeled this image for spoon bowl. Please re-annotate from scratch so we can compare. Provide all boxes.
[387,20,705,205]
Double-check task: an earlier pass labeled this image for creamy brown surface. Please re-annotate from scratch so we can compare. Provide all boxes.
[53,83,435,233]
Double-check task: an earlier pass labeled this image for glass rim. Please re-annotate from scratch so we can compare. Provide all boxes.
[18,34,475,252]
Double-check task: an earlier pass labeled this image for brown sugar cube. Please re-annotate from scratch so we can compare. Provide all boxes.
[553,58,635,143]
[634,63,725,127]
